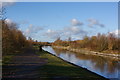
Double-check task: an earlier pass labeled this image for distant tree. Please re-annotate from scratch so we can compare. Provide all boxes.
[28,37,32,41]
[68,37,71,41]
[82,36,89,48]
[97,34,108,51]
[35,40,38,42]
[107,33,118,50]
[54,37,61,43]
[56,37,61,41]
[89,36,97,50]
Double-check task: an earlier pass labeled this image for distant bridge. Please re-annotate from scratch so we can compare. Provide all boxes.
[33,42,52,46]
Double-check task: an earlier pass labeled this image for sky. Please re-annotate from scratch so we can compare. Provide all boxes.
[3,2,118,42]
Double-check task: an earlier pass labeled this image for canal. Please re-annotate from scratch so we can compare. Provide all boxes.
[42,46,120,79]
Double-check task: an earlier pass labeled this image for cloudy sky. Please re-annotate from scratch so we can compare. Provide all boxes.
[3,2,118,42]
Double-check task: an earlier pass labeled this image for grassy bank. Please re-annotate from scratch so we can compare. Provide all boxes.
[36,49,107,79]
[2,52,19,65]
[52,46,119,60]
[2,55,13,65]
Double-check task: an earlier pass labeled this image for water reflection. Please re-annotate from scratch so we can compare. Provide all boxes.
[42,46,120,79]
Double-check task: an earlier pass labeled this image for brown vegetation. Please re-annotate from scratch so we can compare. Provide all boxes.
[52,33,120,54]
[2,20,31,56]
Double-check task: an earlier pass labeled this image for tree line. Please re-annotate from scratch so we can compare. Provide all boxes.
[52,33,120,54]
[2,20,32,56]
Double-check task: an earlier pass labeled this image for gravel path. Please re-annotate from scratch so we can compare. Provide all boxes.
[2,48,48,79]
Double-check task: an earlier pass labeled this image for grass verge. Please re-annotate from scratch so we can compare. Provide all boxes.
[2,55,13,65]
[2,49,25,65]
[36,50,108,79]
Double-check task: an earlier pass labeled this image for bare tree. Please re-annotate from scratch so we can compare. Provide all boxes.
[68,37,71,41]
[0,5,7,20]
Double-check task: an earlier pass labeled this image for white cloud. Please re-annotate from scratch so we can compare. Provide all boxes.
[71,36,82,40]
[5,18,12,24]
[88,18,104,27]
[71,19,83,26]
[64,26,87,35]
[44,29,60,39]
[109,29,120,37]
[43,18,88,41]
[44,26,87,41]
[24,24,43,37]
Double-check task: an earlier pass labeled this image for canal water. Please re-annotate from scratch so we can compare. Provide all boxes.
[42,46,120,79]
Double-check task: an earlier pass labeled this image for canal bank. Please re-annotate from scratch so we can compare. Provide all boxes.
[52,46,119,60]
[37,47,108,79]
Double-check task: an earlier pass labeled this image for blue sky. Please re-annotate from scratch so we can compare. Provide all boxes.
[5,2,118,42]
